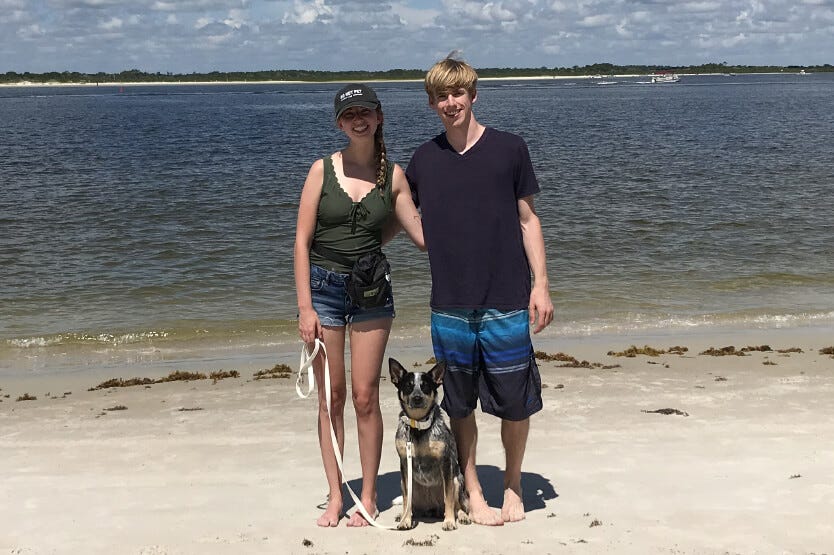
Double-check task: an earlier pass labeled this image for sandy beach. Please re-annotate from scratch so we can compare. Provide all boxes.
[2,327,833,554]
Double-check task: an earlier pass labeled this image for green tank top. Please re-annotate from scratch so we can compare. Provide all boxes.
[310,155,394,273]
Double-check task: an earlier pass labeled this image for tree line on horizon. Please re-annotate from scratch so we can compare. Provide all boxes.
[2,62,831,84]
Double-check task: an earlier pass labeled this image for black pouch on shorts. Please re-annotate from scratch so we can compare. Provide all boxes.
[312,243,391,309]
[345,250,391,309]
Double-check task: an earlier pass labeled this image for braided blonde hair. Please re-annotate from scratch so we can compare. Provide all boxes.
[374,114,387,193]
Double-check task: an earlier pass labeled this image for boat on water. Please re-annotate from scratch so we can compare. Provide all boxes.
[650,72,680,83]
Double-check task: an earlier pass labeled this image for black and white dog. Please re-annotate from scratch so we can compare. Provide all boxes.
[389,358,470,531]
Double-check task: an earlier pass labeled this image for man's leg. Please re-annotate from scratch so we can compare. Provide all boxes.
[474,309,541,523]
[501,417,529,522]
[450,413,504,526]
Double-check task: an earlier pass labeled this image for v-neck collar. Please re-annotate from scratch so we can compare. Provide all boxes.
[442,126,489,157]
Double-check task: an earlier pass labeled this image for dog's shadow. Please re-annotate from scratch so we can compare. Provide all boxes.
[347,465,558,513]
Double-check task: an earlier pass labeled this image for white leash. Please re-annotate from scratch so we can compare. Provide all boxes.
[297,338,412,530]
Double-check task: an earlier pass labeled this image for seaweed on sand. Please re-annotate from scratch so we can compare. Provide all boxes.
[700,346,746,356]
[607,345,688,357]
[535,350,620,370]
[253,364,292,380]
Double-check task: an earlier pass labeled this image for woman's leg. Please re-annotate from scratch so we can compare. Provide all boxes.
[315,326,348,527]
[345,318,391,527]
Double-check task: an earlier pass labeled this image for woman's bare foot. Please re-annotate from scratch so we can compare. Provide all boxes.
[316,496,342,527]
[346,500,378,527]
[501,486,525,522]
[468,493,504,526]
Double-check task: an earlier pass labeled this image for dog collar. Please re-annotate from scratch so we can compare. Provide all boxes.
[401,414,433,430]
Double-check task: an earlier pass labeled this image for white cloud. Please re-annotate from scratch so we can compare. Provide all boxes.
[99,16,122,29]
[17,23,45,39]
[282,0,333,23]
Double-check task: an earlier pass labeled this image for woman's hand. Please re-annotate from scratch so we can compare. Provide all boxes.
[298,307,323,344]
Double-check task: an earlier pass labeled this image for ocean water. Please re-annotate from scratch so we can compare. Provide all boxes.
[2,73,833,373]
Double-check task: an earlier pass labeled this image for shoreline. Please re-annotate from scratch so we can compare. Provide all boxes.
[2,322,832,553]
[3,321,833,396]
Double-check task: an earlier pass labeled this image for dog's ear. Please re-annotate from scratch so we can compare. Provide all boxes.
[428,361,446,385]
[389,358,406,385]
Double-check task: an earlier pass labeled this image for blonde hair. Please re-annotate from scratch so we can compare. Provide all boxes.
[424,54,478,102]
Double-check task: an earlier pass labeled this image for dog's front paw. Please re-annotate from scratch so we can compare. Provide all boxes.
[441,519,458,531]
[457,510,471,525]
[397,517,414,530]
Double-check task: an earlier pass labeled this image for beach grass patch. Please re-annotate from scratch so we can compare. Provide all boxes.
[253,363,291,380]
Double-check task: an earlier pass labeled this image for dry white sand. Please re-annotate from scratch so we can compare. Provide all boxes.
[2,328,833,554]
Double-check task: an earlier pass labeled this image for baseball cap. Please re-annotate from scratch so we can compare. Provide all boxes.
[334,84,380,120]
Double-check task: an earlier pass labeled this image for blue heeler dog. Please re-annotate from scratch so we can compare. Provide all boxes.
[389,358,470,530]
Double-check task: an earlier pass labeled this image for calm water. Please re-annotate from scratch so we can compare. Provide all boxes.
[2,73,834,371]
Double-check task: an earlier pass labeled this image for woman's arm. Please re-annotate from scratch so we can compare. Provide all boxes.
[293,159,325,343]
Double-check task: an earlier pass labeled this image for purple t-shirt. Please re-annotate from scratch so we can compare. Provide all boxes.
[406,127,540,310]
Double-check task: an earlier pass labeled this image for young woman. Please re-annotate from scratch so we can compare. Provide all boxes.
[293,83,424,527]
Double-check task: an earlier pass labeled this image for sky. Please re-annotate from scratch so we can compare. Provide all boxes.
[1,0,832,73]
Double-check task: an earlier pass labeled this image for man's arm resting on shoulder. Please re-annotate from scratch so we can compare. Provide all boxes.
[518,195,554,334]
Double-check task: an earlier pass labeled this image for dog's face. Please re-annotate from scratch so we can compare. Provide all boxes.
[389,358,445,420]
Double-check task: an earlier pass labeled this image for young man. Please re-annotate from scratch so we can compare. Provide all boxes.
[405,56,554,525]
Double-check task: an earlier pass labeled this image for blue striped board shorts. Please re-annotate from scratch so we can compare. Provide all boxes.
[430,308,543,421]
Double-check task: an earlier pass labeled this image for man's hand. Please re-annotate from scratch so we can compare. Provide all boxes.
[528,285,554,334]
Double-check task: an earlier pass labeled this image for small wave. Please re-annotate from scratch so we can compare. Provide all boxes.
[3,319,299,351]
[7,330,171,348]
[550,310,834,337]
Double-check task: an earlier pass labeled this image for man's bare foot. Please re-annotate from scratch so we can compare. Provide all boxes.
[468,493,504,526]
[501,486,525,522]
[316,497,342,527]
[346,501,378,527]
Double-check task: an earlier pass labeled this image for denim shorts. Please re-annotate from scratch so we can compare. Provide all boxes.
[431,308,542,421]
[310,264,395,327]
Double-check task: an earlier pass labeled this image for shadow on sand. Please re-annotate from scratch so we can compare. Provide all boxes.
[345,465,558,513]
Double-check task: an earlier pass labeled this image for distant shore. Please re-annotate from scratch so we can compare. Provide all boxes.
[0,72,815,88]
